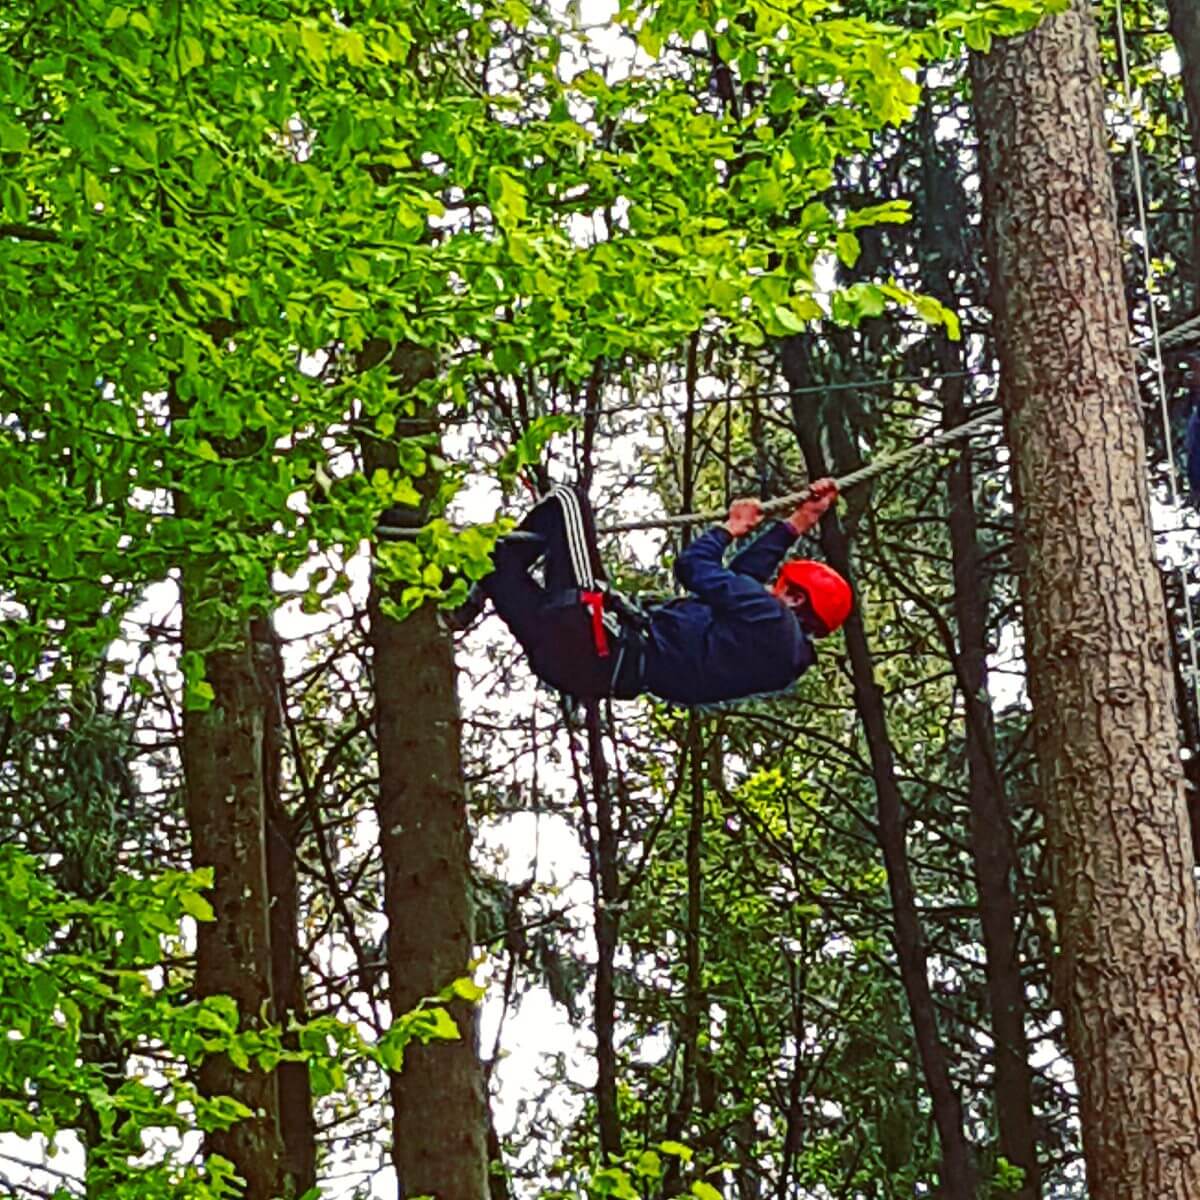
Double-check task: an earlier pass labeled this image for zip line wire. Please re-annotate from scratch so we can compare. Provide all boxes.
[1113,0,1200,712]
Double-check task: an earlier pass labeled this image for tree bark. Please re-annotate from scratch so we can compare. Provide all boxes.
[785,354,976,1198]
[363,342,488,1200]
[973,5,1200,1194]
[179,584,289,1200]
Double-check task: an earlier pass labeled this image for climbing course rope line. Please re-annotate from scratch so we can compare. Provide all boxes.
[1156,312,1200,351]
[1113,0,1200,711]
[596,404,1003,534]
[376,403,1003,541]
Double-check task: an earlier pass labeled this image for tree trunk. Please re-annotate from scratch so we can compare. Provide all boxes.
[363,342,488,1200]
[255,619,318,1194]
[1164,0,1200,298]
[585,703,623,1161]
[663,721,705,1194]
[973,5,1200,1194]
[786,356,977,1198]
[912,87,1040,1190]
[943,376,1040,1199]
[179,584,288,1200]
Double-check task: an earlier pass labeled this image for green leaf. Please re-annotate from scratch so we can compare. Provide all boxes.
[183,679,215,712]
[637,24,663,57]
[178,35,205,74]
[487,167,528,231]
[634,1149,662,1179]
[691,1183,722,1200]
[446,975,487,1003]
[180,890,215,922]
[771,303,805,333]
[0,119,29,152]
[658,1140,693,1162]
[836,231,861,268]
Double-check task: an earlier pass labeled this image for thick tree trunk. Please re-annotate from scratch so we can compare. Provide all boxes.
[370,595,486,1197]
[1165,0,1200,297]
[973,4,1200,1194]
[179,585,288,1200]
[363,342,488,1200]
[785,370,976,1198]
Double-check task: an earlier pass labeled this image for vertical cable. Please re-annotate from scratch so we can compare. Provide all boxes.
[1113,0,1200,709]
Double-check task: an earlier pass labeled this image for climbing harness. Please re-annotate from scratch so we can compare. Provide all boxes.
[580,589,611,658]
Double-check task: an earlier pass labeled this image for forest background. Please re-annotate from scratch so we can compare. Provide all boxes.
[2,0,1200,1197]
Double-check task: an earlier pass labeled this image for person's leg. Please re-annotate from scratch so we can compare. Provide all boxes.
[444,484,605,633]
[521,484,606,592]
[480,558,548,651]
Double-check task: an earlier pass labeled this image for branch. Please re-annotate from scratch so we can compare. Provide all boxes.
[0,223,59,243]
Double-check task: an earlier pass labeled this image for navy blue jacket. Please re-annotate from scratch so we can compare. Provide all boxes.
[640,522,816,705]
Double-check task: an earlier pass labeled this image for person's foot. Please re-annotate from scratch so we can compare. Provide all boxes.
[439,583,488,633]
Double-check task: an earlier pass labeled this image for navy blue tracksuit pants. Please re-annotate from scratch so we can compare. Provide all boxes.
[481,485,632,699]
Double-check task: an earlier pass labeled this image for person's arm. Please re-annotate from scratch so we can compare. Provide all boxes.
[674,526,782,615]
[727,522,799,581]
[727,478,840,580]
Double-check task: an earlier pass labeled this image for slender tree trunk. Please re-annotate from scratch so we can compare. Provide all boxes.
[1161,571,1200,862]
[363,341,488,1200]
[664,357,705,1191]
[911,93,1041,1190]
[663,721,705,1195]
[179,585,288,1200]
[172,365,290,1198]
[1164,0,1200,298]
[943,376,1040,1199]
[585,703,623,1160]
[255,619,317,1193]
[973,5,1200,1194]
[786,359,976,1198]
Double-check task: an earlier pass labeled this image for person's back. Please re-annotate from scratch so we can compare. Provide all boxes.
[642,524,817,705]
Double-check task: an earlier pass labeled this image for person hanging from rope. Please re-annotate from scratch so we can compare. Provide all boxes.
[442,479,851,705]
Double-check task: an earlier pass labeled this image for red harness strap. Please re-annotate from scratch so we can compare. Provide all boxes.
[580,590,610,658]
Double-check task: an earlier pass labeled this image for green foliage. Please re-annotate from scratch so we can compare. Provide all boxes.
[0,0,1058,709]
[0,847,460,1198]
[539,1140,731,1199]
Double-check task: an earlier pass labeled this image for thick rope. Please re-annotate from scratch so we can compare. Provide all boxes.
[595,404,1002,534]
[1157,312,1200,350]
[376,404,1002,540]
[1114,0,1200,709]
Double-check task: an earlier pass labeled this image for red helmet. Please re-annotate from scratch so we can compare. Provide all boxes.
[773,560,852,636]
